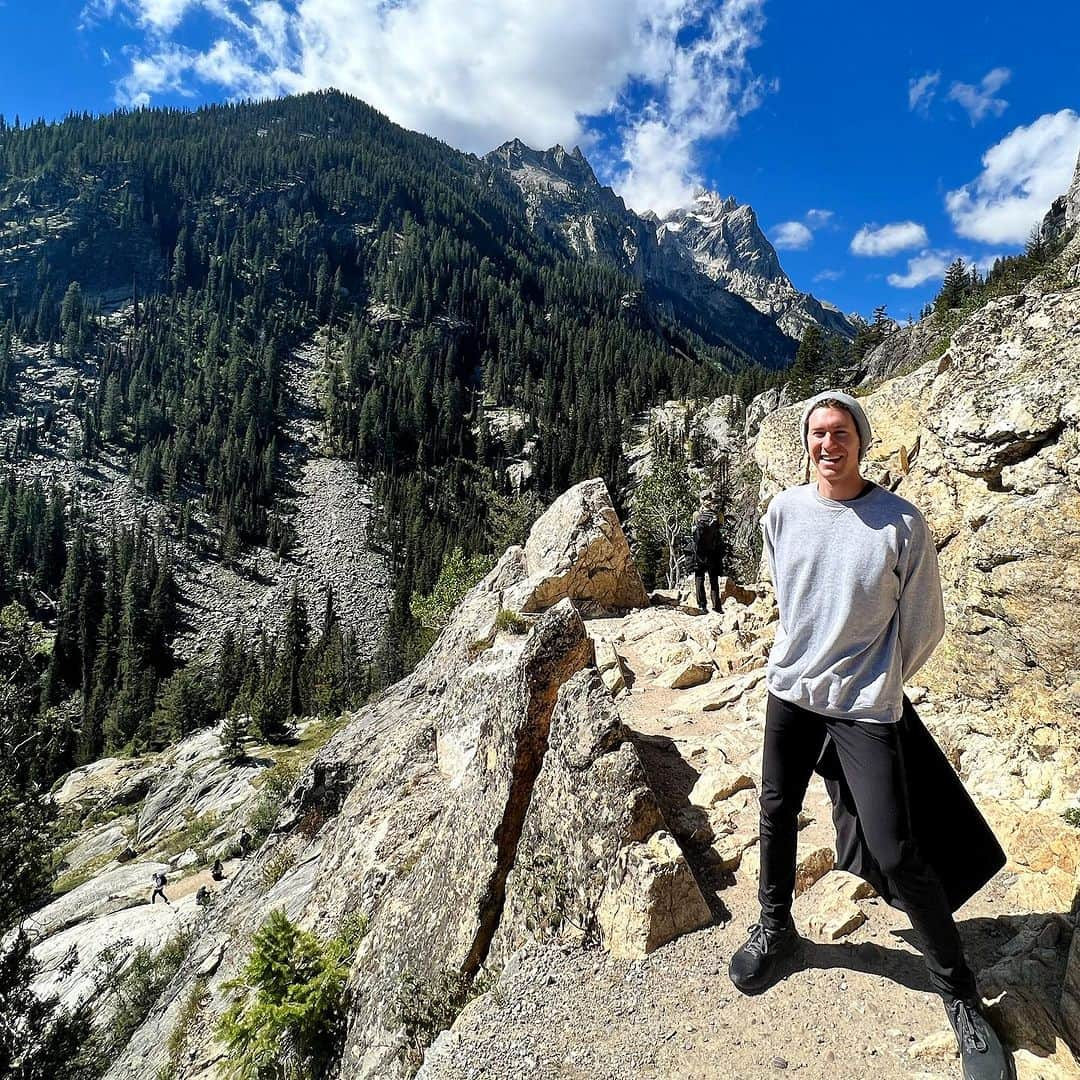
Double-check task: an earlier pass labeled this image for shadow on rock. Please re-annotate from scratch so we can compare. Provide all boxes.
[629,731,730,925]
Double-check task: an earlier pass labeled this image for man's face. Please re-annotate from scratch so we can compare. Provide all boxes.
[807,406,861,485]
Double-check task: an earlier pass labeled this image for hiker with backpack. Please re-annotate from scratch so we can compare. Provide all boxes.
[691,493,724,613]
[150,870,170,906]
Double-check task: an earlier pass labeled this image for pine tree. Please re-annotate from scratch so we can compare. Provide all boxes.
[220,711,248,764]
[787,324,827,401]
[935,258,970,314]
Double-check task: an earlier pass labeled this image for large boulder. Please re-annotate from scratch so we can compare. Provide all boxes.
[506,478,649,613]
[595,830,712,959]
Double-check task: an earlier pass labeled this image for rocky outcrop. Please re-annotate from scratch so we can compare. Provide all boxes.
[507,478,650,613]
[858,316,944,385]
[485,140,850,362]
[101,478,711,1080]
[1067,148,1080,232]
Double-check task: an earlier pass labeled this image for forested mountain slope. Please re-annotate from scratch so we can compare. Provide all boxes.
[0,90,791,777]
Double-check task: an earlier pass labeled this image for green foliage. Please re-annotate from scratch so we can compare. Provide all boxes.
[94,930,194,1061]
[1064,807,1080,829]
[220,712,249,764]
[925,231,1072,323]
[483,488,544,552]
[247,761,303,848]
[150,664,217,747]
[0,929,98,1080]
[0,603,58,930]
[630,443,701,590]
[217,909,351,1080]
[410,547,495,638]
[493,608,527,635]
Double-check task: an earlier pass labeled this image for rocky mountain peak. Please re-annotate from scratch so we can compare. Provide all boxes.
[484,138,854,356]
[485,139,600,193]
[659,190,786,286]
[658,188,853,341]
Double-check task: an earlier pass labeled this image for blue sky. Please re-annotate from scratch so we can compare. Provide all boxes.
[2,0,1079,321]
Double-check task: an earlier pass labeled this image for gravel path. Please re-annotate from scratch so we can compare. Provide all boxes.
[418,611,1042,1080]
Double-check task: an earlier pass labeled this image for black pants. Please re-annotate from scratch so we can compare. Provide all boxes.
[758,693,976,1001]
[695,567,720,611]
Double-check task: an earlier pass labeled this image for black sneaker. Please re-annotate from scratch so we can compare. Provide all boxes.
[728,919,799,993]
[945,998,1014,1080]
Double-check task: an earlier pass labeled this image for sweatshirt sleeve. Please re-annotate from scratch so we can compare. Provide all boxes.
[761,502,777,587]
[897,512,945,681]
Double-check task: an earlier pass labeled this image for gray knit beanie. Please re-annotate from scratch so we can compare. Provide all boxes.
[800,390,872,461]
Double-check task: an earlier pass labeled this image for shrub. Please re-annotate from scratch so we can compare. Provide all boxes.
[247,761,302,847]
[260,847,297,888]
[1064,807,1080,829]
[410,548,495,638]
[493,609,527,635]
[96,930,194,1058]
[394,967,499,1074]
[217,909,351,1080]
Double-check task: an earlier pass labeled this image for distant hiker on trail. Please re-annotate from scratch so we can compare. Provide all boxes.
[195,884,211,908]
[150,870,170,906]
[211,858,225,881]
[729,391,1010,1080]
[238,829,251,858]
[691,493,724,613]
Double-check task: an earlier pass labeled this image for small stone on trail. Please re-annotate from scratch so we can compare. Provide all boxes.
[771,1056,788,1069]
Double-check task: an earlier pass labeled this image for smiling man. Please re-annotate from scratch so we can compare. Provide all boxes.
[728,390,1011,1080]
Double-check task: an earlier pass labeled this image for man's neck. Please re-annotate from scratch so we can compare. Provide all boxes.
[817,473,867,501]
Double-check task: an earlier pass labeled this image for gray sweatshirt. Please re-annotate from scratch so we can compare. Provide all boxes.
[762,482,945,724]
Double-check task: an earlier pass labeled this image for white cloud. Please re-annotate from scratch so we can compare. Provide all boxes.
[908,71,940,113]
[947,67,1010,125]
[804,208,833,228]
[850,221,929,256]
[886,249,954,289]
[115,44,196,105]
[769,207,833,251]
[946,109,1080,243]
[86,0,771,217]
[610,0,771,214]
[885,250,1001,289]
[812,268,842,282]
[772,220,812,250]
